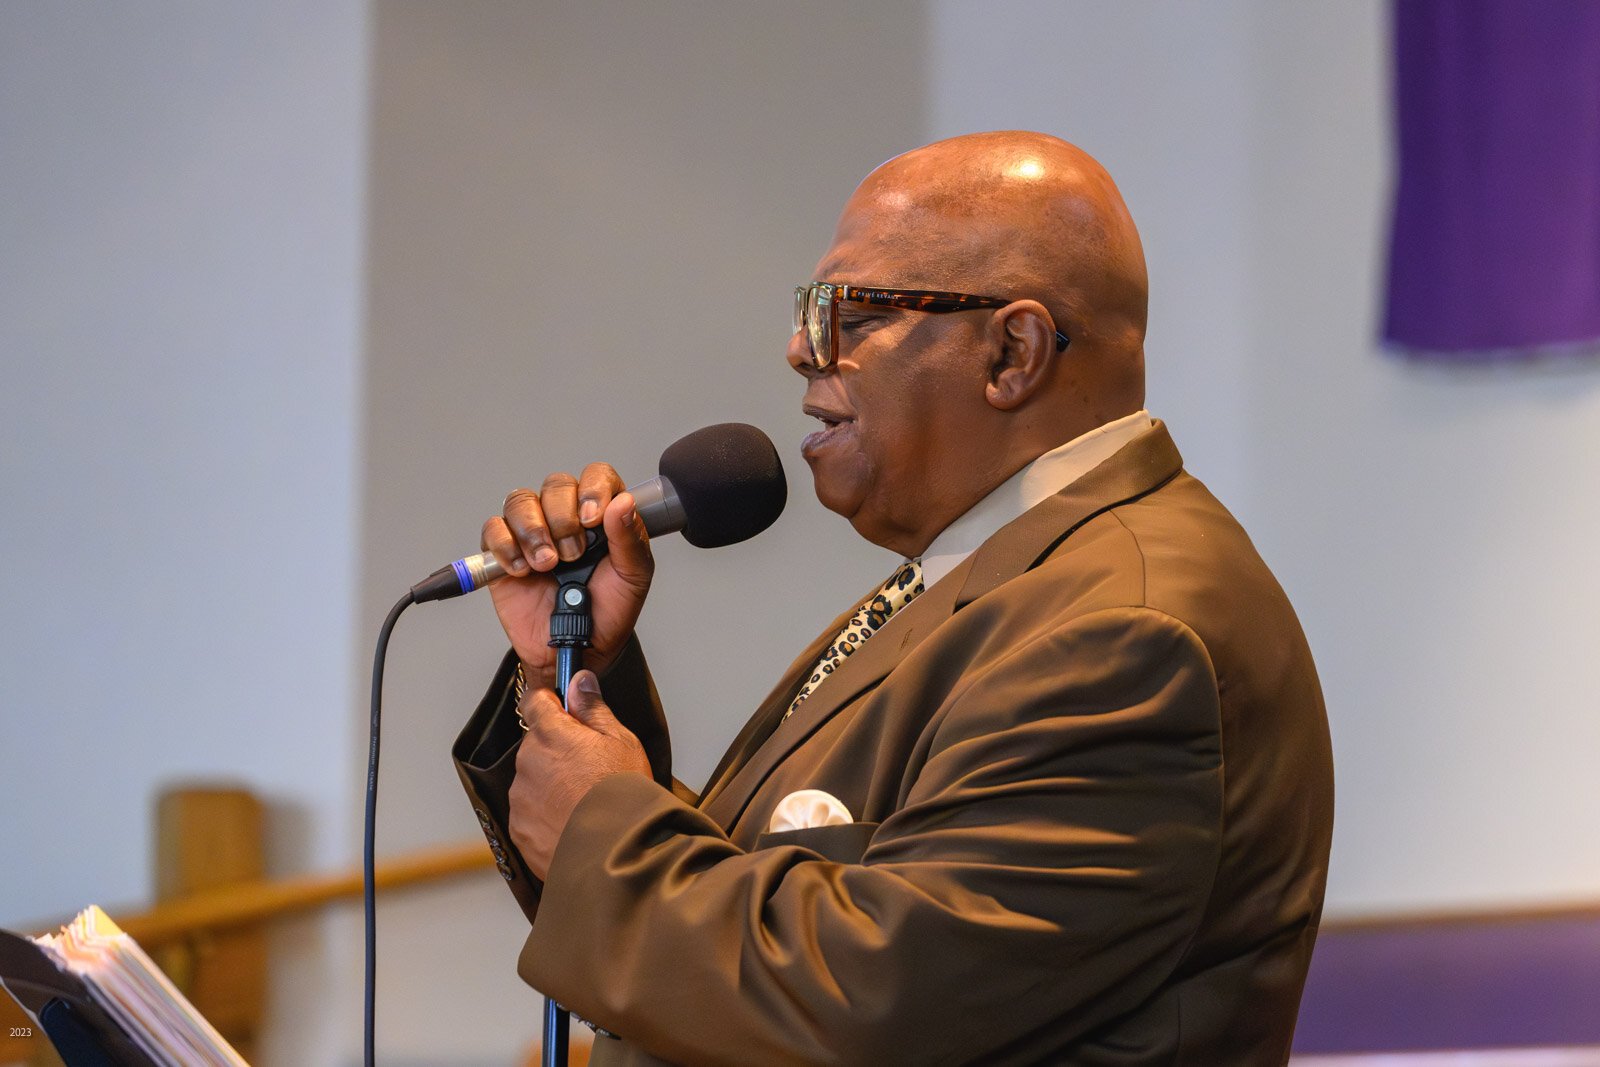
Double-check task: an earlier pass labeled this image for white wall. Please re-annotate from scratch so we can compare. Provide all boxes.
[930,0,1600,915]
[0,4,369,1063]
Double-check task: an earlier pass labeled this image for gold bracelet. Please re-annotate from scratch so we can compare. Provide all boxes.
[514,662,530,732]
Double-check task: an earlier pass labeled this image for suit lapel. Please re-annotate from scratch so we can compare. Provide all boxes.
[699,421,1184,834]
[699,554,973,832]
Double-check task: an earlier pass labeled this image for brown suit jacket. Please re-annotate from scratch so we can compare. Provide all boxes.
[456,422,1333,1066]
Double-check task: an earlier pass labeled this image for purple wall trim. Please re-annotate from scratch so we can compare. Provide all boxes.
[1293,912,1600,1054]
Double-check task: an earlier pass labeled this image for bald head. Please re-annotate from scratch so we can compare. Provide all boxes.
[829,131,1148,419]
[792,131,1150,556]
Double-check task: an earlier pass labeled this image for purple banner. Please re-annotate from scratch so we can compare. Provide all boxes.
[1384,0,1600,360]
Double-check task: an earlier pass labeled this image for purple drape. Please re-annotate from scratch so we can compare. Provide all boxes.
[1384,0,1600,359]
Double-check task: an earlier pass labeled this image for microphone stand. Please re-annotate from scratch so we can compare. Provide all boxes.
[540,529,608,1067]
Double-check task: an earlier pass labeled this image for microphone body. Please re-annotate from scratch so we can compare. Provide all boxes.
[410,422,785,604]
[410,475,684,603]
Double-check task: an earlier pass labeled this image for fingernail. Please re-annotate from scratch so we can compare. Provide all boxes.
[533,546,556,567]
[508,557,529,575]
[623,507,637,527]
[579,499,599,525]
[573,671,600,697]
[558,536,583,560]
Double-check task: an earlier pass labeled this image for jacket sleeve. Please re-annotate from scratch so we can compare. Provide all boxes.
[516,607,1225,1066]
[451,635,681,927]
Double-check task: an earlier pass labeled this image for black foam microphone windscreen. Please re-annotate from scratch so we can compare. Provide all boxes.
[659,422,787,548]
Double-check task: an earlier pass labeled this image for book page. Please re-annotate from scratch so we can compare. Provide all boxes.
[34,906,249,1067]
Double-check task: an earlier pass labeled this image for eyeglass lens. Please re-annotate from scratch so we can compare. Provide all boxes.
[793,284,834,369]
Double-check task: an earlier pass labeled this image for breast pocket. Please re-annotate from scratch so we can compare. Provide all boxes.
[754,821,880,864]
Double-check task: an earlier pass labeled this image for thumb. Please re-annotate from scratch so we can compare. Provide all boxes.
[602,491,655,591]
[565,670,620,731]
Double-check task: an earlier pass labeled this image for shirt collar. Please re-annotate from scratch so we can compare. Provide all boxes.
[917,410,1154,588]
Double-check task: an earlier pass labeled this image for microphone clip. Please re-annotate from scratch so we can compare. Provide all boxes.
[547,527,608,650]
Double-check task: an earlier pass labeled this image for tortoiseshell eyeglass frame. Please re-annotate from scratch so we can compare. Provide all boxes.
[793,282,1071,370]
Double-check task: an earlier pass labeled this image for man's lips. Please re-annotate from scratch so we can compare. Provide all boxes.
[801,403,855,457]
[803,402,855,426]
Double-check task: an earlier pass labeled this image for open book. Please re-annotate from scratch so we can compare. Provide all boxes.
[0,905,248,1067]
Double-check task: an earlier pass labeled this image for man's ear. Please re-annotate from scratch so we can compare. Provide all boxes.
[985,300,1058,410]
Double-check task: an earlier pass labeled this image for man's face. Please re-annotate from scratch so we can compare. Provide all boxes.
[788,199,994,556]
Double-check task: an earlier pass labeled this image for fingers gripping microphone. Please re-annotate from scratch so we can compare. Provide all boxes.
[409,423,787,603]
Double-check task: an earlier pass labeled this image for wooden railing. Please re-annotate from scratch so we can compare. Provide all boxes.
[118,837,496,948]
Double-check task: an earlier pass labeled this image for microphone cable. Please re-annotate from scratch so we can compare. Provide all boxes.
[365,590,415,1067]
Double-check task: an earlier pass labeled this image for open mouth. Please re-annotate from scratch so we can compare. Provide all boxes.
[802,407,855,455]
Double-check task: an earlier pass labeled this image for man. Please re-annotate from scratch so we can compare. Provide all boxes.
[457,131,1333,1065]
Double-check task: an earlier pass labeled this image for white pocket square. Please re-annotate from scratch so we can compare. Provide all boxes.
[768,789,853,833]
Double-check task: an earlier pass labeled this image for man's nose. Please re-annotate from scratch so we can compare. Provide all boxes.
[786,329,819,377]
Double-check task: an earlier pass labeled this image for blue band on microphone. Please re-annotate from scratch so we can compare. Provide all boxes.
[451,558,475,594]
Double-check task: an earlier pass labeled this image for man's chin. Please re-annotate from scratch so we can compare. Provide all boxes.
[806,463,866,522]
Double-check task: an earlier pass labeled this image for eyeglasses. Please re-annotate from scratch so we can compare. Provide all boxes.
[792,282,1070,370]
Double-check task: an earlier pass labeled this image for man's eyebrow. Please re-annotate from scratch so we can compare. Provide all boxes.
[811,256,849,280]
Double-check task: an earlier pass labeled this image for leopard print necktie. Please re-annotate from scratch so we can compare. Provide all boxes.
[783,558,925,721]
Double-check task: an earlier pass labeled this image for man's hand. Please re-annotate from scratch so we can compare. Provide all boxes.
[508,670,652,880]
[482,463,654,689]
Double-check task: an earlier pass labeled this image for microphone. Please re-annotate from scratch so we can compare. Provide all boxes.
[410,422,787,603]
